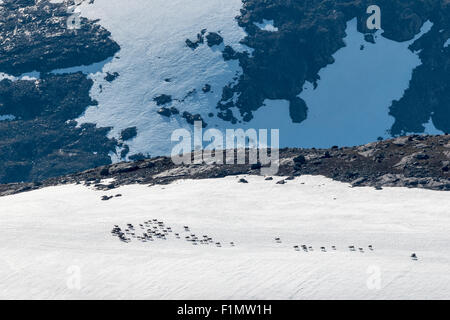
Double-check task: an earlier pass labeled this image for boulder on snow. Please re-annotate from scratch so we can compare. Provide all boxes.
[153,94,172,106]
[206,32,223,47]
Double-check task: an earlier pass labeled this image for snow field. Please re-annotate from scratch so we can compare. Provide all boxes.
[0,175,448,299]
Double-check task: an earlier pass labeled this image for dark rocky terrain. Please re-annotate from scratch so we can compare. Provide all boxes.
[0,0,119,75]
[1,134,449,197]
[0,0,120,183]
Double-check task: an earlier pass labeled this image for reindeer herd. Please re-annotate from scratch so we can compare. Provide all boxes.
[110,222,418,260]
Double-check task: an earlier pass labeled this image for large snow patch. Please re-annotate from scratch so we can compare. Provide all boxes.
[0,175,448,299]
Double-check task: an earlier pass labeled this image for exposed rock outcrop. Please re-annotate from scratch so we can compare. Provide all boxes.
[0,0,120,183]
[0,0,120,75]
[1,134,449,196]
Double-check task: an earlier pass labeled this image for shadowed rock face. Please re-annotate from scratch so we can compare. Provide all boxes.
[0,73,118,183]
[1,134,449,196]
[217,0,450,134]
[389,22,450,135]
[0,0,120,184]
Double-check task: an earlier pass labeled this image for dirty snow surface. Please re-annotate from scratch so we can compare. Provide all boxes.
[0,175,449,299]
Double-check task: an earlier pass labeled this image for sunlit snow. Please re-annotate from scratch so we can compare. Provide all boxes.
[0,175,448,299]
[254,19,278,32]
[0,71,39,82]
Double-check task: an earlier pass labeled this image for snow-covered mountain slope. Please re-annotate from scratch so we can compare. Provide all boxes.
[1,175,448,299]
[72,0,444,160]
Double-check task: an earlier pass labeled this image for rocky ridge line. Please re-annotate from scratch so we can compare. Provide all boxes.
[1,134,449,197]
